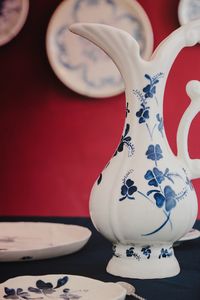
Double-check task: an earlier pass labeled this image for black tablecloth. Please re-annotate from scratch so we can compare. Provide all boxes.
[0,217,199,300]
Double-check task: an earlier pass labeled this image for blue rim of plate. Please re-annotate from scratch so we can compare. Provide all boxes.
[46,0,154,98]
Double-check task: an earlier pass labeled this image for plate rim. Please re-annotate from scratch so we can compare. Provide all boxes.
[46,0,154,98]
[0,222,91,261]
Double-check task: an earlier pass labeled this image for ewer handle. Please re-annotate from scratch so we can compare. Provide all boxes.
[177,81,200,180]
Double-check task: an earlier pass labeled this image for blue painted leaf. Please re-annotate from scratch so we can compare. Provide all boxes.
[55,276,68,289]
[28,287,42,293]
[144,170,154,180]
[143,84,151,93]
[124,136,131,142]
[139,117,145,123]
[16,288,23,294]
[151,85,156,94]
[121,185,128,195]
[118,143,124,152]
[154,192,165,208]
[136,109,143,117]
[143,110,149,119]
[129,186,137,195]
[155,144,163,160]
[153,167,165,184]
[164,186,176,212]
[36,280,53,290]
[4,288,15,296]
[126,179,134,187]
[153,79,159,85]
[148,179,158,187]
[144,74,151,80]
[124,124,130,136]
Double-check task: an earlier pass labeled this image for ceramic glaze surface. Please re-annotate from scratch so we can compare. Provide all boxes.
[70,20,200,278]
[0,0,29,46]
[0,275,126,300]
[0,222,91,261]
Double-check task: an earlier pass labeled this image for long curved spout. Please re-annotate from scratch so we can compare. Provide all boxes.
[70,23,143,87]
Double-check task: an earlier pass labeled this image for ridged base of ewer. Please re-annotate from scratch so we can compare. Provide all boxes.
[107,243,180,279]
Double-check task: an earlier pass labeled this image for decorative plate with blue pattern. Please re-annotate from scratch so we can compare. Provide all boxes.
[0,222,91,262]
[46,0,153,98]
[0,274,127,300]
[0,0,29,46]
[178,0,200,25]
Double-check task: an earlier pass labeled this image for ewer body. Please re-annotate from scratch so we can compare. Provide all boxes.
[70,21,200,278]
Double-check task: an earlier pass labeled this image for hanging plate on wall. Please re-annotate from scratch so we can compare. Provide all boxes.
[0,0,29,46]
[46,0,154,98]
[178,0,200,25]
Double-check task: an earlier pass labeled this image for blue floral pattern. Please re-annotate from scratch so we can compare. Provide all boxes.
[121,73,192,236]
[136,103,150,123]
[114,123,134,157]
[143,74,160,99]
[3,277,86,299]
[144,167,165,187]
[119,178,137,201]
[141,246,151,259]
[146,144,163,165]
[159,248,173,259]
[134,73,164,140]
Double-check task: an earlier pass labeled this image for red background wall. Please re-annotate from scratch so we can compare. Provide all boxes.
[0,0,200,218]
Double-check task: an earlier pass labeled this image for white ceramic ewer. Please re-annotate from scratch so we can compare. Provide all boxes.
[70,20,200,279]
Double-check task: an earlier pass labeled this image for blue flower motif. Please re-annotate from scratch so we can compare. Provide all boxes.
[126,247,135,257]
[119,179,137,201]
[145,144,163,162]
[154,186,176,212]
[141,246,151,259]
[159,248,172,259]
[136,103,150,123]
[4,288,29,299]
[144,167,165,187]
[143,74,159,98]
[114,124,134,157]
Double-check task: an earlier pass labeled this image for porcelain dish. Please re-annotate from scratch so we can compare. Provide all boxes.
[0,274,126,300]
[178,0,200,25]
[0,222,91,261]
[46,0,153,98]
[0,0,29,46]
[178,227,200,241]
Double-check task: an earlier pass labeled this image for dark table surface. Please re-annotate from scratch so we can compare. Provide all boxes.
[0,217,199,300]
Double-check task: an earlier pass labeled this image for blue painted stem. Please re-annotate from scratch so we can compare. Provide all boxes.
[142,213,170,236]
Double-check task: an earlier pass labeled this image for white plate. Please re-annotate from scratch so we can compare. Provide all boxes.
[0,0,29,46]
[178,228,200,241]
[46,0,153,98]
[178,0,200,25]
[0,274,126,300]
[0,222,91,261]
